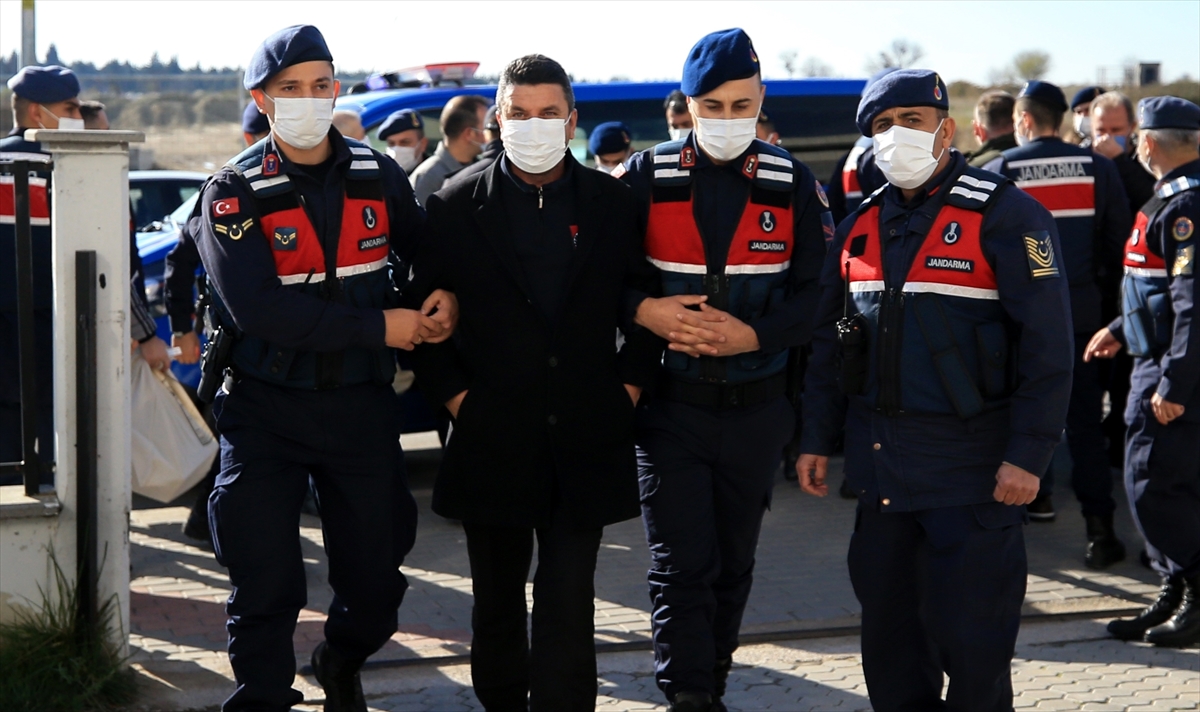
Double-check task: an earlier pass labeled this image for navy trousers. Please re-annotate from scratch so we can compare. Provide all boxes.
[209,379,417,712]
[1039,338,1115,515]
[849,501,1026,712]
[1125,406,1200,577]
[636,396,794,700]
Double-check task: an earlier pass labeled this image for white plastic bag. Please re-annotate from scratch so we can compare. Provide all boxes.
[130,352,218,503]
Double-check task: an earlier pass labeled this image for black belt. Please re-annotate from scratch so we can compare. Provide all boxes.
[659,371,787,410]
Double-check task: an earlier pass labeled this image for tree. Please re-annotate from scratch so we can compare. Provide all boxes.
[801,57,834,78]
[1012,51,1051,81]
[865,39,925,73]
[780,50,798,78]
[44,43,61,66]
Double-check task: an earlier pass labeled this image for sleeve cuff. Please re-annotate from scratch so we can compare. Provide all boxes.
[1156,377,1192,405]
[1106,315,1125,346]
[1003,436,1058,478]
[362,309,387,348]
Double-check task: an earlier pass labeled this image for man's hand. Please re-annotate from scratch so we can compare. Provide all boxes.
[635,295,711,341]
[1151,393,1185,425]
[421,289,458,342]
[993,462,1040,506]
[1083,327,1122,362]
[624,384,642,406]
[670,304,760,358]
[1092,134,1125,160]
[446,390,468,418]
[173,331,201,365]
[796,454,829,497]
[383,308,445,350]
[139,336,172,372]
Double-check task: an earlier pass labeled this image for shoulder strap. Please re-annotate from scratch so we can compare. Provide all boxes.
[943,166,1010,211]
[748,140,795,193]
[649,140,693,187]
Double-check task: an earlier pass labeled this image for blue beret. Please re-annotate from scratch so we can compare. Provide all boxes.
[856,69,948,136]
[681,28,761,97]
[1018,80,1067,114]
[241,100,270,135]
[1138,96,1200,131]
[377,110,424,141]
[244,25,333,90]
[589,122,631,156]
[1070,86,1105,110]
[6,65,79,103]
[864,67,899,93]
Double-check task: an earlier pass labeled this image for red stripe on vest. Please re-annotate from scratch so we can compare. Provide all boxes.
[842,204,997,291]
[1018,181,1095,213]
[337,198,391,271]
[842,165,862,198]
[1123,211,1166,269]
[0,182,50,220]
[646,196,794,269]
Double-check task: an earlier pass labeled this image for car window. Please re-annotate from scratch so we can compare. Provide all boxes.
[131,179,205,230]
[168,192,200,226]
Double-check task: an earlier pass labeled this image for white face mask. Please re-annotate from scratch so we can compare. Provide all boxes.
[668,127,691,142]
[872,119,947,190]
[691,104,759,162]
[1073,114,1092,139]
[501,117,567,174]
[39,105,85,131]
[265,94,334,150]
[1015,126,1031,147]
[387,145,421,172]
[595,162,619,175]
[1137,140,1155,176]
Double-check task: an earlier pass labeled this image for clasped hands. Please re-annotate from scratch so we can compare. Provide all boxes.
[635,294,759,357]
[383,288,458,350]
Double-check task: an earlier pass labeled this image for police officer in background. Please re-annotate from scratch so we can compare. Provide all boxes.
[589,121,633,174]
[964,90,1016,168]
[241,99,272,146]
[664,89,693,140]
[824,68,894,226]
[797,70,1073,710]
[620,29,830,712]
[986,80,1132,567]
[1071,86,1105,149]
[377,109,428,176]
[1086,97,1200,649]
[193,26,456,711]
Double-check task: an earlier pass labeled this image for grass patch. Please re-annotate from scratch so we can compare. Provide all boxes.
[0,549,138,712]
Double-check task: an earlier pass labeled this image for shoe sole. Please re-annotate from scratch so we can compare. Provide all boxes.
[1027,513,1057,522]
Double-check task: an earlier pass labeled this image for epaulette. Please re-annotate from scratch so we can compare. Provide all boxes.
[944,166,1008,211]
[229,138,382,199]
[650,139,692,186]
[1156,173,1200,199]
[649,138,796,192]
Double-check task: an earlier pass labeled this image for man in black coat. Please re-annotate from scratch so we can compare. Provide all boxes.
[407,54,663,712]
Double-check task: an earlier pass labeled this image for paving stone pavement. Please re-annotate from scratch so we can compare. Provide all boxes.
[129,450,1196,710]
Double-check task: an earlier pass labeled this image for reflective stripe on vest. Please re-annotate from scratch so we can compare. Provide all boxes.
[1123,210,1168,277]
[1007,154,1095,218]
[842,142,867,201]
[0,174,50,226]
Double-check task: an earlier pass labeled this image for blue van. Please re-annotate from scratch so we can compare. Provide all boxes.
[337,74,867,178]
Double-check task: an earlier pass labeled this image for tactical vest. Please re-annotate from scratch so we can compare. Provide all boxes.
[0,136,53,311]
[841,136,872,214]
[213,139,400,390]
[645,138,794,385]
[842,166,1014,418]
[1120,173,1200,357]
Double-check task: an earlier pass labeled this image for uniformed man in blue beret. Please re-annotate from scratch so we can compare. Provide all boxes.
[619,28,832,712]
[241,100,271,146]
[1071,85,1105,148]
[377,109,428,174]
[588,121,633,174]
[192,25,457,711]
[1086,96,1200,649]
[796,69,1074,709]
[1,65,84,483]
[985,80,1132,567]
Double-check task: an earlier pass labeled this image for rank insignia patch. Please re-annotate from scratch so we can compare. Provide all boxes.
[213,218,254,241]
[262,153,280,177]
[815,180,829,208]
[1023,230,1059,279]
[1173,217,1194,242]
[1173,245,1194,277]
[273,227,298,251]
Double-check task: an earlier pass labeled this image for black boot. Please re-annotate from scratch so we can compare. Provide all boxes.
[311,641,367,712]
[711,657,732,712]
[1107,575,1184,641]
[668,690,713,712]
[1145,572,1200,648]
[1084,513,1126,569]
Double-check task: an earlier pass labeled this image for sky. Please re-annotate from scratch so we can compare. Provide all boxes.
[1,0,1198,87]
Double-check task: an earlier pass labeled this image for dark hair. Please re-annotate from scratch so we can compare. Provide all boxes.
[1015,95,1062,133]
[664,89,688,114]
[497,54,574,112]
[440,94,489,140]
[80,100,106,121]
[974,91,1014,133]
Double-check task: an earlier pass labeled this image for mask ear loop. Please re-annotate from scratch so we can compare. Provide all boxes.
[932,118,948,163]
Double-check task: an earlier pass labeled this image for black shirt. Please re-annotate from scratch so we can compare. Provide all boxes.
[1113,151,1156,215]
[500,154,578,323]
